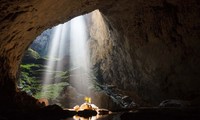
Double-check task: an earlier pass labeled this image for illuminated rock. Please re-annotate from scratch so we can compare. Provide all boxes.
[91,104,99,111]
[73,105,80,111]
[79,103,93,110]
[37,98,49,106]
[74,102,99,111]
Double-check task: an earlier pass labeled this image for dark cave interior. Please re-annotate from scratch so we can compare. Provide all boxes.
[0,0,200,120]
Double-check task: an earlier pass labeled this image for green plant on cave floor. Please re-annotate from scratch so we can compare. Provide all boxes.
[25,48,40,59]
[18,72,41,95]
[19,75,70,101]
[34,82,69,100]
[19,67,70,99]
[54,71,69,82]
[21,64,40,71]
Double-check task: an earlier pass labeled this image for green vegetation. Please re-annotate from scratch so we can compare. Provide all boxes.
[34,82,69,100]
[19,71,41,95]
[26,48,40,59]
[21,64,39,70]
[19,68,69,100]
[19,48,70,102]
[19,47,100,106]
[55,71,69,82]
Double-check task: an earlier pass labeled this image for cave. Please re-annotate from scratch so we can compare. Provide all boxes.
[0,0,200,120]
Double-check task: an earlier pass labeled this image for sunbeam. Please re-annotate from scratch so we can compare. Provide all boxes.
[69,15,91,96]
[40,14,92,102]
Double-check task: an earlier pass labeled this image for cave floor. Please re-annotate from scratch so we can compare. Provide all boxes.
[1,107,200,120]
[102,107,200,120]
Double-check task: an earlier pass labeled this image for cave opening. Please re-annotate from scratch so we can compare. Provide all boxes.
[19,10,102,109]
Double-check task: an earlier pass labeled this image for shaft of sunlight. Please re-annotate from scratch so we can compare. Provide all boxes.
[42,25,62,85]
[69,15,91,96]
[55,23,69,78]
[41,24,68,97]
[40,13,93,103]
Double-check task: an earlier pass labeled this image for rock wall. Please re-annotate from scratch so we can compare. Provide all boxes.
[92,0,200,105]
[0,0,200,106]
[30,29,52,57]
